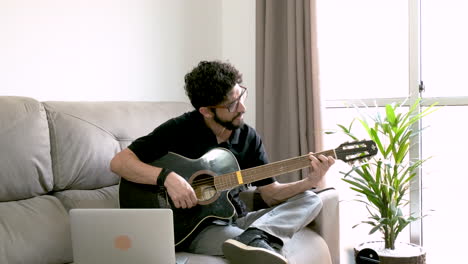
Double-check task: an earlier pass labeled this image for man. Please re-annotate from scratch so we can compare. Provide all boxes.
[110,60,335,264]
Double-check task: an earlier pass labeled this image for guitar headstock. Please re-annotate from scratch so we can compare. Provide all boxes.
[335,140,378,163]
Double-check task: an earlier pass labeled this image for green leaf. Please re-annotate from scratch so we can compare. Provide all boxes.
[337,124,359,141]
[370,223,384,235]
[386,104,397,127]
[369,128,385,157]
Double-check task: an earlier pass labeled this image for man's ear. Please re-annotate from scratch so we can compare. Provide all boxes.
[199,107,213,118]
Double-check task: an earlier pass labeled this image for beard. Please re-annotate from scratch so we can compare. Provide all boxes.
[213,112,244,130]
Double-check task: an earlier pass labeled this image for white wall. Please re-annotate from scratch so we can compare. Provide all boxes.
[0,0,256,125]
[221,0,256,126]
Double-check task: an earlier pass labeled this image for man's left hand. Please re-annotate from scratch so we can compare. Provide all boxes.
[306,153,335,188]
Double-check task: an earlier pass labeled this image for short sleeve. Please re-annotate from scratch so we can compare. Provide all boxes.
[127,119,176,163]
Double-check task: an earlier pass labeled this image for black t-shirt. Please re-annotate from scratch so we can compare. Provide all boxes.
[127,110,275,216]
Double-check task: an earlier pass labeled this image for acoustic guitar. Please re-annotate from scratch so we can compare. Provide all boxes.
[119,140,377,246]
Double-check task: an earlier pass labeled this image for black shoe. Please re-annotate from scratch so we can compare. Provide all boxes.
[222,229,288,264]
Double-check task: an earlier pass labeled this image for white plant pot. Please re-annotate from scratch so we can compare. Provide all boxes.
[354,241,426,264]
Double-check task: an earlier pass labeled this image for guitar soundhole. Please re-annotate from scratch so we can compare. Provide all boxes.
[192,174,217,202]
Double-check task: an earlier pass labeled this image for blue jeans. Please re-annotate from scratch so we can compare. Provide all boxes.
[187,190,323,256]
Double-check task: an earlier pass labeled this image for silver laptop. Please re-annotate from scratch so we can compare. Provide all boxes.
[70,208,176,264]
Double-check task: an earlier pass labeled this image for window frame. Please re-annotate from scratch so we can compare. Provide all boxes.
[323,0,468,247]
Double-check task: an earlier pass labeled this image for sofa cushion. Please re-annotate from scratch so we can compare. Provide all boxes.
[43,101,193,191]
[54,185,119,211]
[283,227,332,264]
[0,195,72,264]
[175,252,228,264]
[0,96,53,202]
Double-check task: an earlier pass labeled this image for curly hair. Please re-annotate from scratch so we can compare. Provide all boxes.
[184,60,243,110]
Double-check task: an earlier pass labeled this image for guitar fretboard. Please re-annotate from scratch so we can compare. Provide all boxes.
[214,149,336,190]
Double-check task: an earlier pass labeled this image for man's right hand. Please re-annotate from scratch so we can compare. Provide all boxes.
[163,172,198,209]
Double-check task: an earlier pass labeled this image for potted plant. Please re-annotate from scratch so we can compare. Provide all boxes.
[332,98,438,264]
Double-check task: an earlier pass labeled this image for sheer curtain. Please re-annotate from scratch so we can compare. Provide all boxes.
[256,0,323,184]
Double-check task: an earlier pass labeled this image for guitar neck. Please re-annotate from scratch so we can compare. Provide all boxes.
[214,149,336,191]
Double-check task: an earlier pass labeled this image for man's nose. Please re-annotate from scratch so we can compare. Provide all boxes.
[236,100,246,112]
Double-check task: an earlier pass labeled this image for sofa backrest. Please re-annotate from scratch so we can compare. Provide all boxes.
[0,96,194,200]
[0,97,53,202]
[43,101,193,191]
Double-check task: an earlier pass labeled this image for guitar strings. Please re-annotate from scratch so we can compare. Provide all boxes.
[190,147,371,189]
[190,155,312,189]
[191,155,311,187]
[189,144,371,189]
[190,150,338,187]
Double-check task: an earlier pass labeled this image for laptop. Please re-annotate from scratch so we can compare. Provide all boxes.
[70,208,177,264]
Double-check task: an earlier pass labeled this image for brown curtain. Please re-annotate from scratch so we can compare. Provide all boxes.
[256,0,323,183]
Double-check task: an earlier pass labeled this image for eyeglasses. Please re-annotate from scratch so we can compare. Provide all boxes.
[208,85,248,112]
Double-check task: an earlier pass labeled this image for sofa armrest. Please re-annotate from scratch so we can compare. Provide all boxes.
[309,188,340,264]
[239,187,340,264]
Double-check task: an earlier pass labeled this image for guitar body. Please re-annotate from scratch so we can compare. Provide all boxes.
[119,148,241,246]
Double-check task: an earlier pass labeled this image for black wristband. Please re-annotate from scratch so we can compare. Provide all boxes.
[157,168,172,187]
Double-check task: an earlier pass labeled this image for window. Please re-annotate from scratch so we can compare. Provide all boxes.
[317,0,408,101]
[317,1,468,263]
